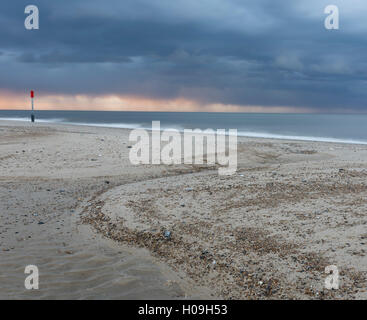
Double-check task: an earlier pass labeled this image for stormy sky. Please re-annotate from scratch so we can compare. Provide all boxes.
[1,0,367,112]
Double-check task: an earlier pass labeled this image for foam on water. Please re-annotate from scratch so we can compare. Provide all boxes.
[0,117,66,123]
[236,131,367,145]
[1,113,367,145]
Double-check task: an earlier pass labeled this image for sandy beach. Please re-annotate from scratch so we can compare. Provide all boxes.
[0,120,366,299]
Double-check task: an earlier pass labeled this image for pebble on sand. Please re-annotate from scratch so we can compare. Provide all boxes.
[164,230,171,240]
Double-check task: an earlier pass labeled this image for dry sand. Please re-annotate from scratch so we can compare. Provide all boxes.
[0,120,366,299]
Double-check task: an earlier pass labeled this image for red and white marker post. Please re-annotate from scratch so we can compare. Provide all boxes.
[30,90,35,122]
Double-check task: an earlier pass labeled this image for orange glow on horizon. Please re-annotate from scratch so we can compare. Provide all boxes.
[0,92,312,113]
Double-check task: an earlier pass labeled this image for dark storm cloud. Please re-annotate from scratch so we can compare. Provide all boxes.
[1,0,367,110]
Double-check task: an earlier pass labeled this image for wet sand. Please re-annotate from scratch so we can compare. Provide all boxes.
[0,120,366,299]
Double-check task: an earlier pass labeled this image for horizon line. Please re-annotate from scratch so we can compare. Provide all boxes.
[1,108,367,115]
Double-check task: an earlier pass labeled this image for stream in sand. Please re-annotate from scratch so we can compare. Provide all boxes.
[0,178,191,299]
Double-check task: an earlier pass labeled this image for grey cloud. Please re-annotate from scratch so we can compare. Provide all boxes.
[0,0,366,111]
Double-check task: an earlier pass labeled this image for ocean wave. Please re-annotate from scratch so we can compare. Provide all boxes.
[62,121,144,130]
[0,117,66,123]
[236,131,367,145]
[0,117,142,130]
[1,116,367,145]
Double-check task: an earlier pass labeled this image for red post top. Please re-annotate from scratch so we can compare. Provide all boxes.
[30,90,34,98]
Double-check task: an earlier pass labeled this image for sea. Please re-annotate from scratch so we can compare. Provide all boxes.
[1,110,367,145]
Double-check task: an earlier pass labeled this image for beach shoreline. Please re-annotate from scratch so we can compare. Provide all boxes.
[0,120,366,299]
[2,112,367,146]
